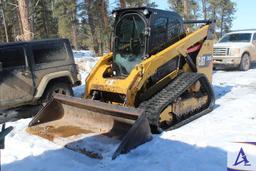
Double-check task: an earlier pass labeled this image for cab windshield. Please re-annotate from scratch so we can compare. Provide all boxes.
[113,14,145,75]
[219,33,252,43]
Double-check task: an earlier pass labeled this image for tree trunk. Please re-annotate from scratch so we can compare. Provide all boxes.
[16,7,23,37]
[0,8,8,42]
[98,0,110,52]
[220,8,224,37]
[71,24,78,50]
[213,7,216,21]
[120,0,126,8]
[183,0,189,20]
[42,0,49,38]
[86,0,100,55]
[99,0,109,32]
[71,0,78,50]
[100,41,103,56]
[201,0,207,20]
[18,0,33,41]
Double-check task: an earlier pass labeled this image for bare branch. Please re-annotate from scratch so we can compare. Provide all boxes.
[7,2,18,7]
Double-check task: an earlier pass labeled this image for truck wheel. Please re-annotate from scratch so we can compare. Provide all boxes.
[42,83,73,103]
[239,53,251,71]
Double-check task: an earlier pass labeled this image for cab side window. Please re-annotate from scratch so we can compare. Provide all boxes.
[0,46,26,69]
[167,18,182,40]
[151,17,168,52]
[32,42,67,64]
[153,17,168,43]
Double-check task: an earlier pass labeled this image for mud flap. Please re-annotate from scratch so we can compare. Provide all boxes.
[28,94,152,159]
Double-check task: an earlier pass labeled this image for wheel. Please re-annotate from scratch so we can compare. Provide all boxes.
[42,82,73,103]
[239,53,251,71]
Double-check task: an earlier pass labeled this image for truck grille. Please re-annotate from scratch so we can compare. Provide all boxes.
[213,48,228,56]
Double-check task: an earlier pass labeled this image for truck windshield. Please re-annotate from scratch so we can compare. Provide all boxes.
[219,33,252,43]
[113,14,145,75]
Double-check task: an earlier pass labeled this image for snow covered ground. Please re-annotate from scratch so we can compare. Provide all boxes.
[2,52,256,171]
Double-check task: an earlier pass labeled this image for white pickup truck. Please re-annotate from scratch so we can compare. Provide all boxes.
[213,30,256,71]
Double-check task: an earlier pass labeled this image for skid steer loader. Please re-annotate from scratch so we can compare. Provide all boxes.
[27,7,215,160]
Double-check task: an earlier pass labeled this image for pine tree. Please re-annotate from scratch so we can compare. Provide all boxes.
[169,0,200,20]
[208,0,236,36]
[70,0,78,49]
[0,0,21,42]
[168,0,236,36]
[0,0,9,42]
[125,0,150,7]
[83,0,112,55]
[168,0,183,14]
[32,0,58,39]
[219,0,236,36]
[0,0,236,50]
[54,0,78,48]
[85,0,100,55]
[76,1,90,49]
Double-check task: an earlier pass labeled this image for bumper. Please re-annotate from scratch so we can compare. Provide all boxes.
[213,56,241,68]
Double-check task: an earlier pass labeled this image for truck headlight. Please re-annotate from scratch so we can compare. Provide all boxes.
[229,48,240,56]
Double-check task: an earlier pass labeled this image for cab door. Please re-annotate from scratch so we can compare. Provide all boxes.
[0,45,34,110]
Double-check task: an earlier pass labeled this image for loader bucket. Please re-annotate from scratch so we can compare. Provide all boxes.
[27,94,152,159]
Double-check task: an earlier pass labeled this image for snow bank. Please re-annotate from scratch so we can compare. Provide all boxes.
[73,50,96,59]
[72,50,99,97]
[2,55,256,170]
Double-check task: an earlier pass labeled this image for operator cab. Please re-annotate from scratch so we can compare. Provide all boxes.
[112,7,185,76]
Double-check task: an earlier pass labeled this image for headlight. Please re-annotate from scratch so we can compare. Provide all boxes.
[229,48,240,56]
[143,9,149,15]
[112,12,117,18]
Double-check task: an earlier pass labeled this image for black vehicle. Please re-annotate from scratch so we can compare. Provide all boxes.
[0,38,81,116]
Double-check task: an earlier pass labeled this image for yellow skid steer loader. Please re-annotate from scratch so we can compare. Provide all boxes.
[27,7,215,159]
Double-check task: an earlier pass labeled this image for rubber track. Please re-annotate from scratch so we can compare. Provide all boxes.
[138,72,215,132]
